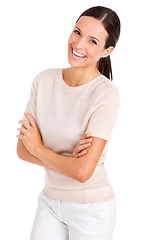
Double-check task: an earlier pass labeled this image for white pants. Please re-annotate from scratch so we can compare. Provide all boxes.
[30,192,116,240]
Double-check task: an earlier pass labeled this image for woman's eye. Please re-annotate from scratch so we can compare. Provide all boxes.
[74,30,81,35]
[90,39,97,45]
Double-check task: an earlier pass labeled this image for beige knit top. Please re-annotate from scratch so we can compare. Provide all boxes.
[23,68,120,203]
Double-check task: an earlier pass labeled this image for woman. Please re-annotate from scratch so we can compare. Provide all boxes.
[17,6,121,240]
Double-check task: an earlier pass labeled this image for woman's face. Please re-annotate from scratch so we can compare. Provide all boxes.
[67,16,110,69]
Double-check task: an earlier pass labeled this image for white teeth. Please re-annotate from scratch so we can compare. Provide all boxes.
[72,48,86,58]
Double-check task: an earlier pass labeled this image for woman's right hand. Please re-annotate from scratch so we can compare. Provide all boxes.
[72,133,93,158]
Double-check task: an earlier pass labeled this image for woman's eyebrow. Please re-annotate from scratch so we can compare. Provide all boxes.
[75,26,100,42]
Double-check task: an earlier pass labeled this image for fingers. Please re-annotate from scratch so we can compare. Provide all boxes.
[80,133,91,140]
[24,112,36,127]
[77,142,92,152]
[77,133,92,149]
[75,133,93,157]
[72,148,87,158]
[17,126,27,134]
[79,133,92,145]
[77,150,87,157]
[16,133,23,140]
[78,138,92,146]
[72,133,92,158]
[16,130,24,140]
[18,119,31,130]
[17,114,32,137]
[18,112,36,130]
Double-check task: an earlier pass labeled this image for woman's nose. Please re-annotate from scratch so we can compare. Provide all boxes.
[75,37,86,49]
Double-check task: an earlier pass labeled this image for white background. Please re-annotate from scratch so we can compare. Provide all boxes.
[0,0,158,239]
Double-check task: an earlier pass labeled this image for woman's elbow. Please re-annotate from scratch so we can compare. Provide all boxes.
[77,174,91,183]
[16,139,25,160]
[77,168,92,183]
[17,148,22,160]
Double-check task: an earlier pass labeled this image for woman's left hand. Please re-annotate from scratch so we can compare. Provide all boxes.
[17,112,43,155]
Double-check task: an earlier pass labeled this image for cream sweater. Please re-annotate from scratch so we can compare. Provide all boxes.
[23,68,120,203]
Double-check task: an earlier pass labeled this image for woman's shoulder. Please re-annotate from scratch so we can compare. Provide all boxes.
[93,76,120,108]
[35,68,61,79]
[94,74,120,99]
[32,68,61,86]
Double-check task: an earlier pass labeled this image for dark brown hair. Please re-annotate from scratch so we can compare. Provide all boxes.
[76,6,121,81]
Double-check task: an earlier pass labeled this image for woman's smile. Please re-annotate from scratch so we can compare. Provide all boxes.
[72,47,87,58]
[71,47,87,60]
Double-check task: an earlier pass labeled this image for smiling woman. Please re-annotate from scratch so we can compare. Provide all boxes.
[68,16,110,70]
[16,5,121,240]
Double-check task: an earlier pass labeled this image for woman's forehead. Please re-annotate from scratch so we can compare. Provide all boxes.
[75,16,108,40]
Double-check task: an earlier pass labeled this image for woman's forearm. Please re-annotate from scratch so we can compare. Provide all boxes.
[17,111,89,181]
[17,139,82,181]
[33,145,82,182]
[17,139,49,168]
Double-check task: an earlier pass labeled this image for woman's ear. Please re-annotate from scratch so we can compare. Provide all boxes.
[101,46,114,58]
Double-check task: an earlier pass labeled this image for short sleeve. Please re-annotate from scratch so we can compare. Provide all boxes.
[23,75,38,122]
[85,87,120,142]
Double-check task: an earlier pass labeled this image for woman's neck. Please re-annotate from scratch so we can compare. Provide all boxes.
[63,67,101,87]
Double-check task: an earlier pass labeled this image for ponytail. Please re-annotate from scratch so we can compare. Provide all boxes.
[97,56,113,81]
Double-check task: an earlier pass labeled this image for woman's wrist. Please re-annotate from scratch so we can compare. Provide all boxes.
[32,144,45,159]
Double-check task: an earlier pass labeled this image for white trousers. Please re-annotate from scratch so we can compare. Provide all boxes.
[30,192,117,240]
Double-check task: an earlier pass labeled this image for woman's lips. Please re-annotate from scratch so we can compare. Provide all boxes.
[71,47,87,59]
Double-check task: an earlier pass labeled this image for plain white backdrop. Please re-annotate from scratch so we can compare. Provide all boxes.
[0,0,158,239]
